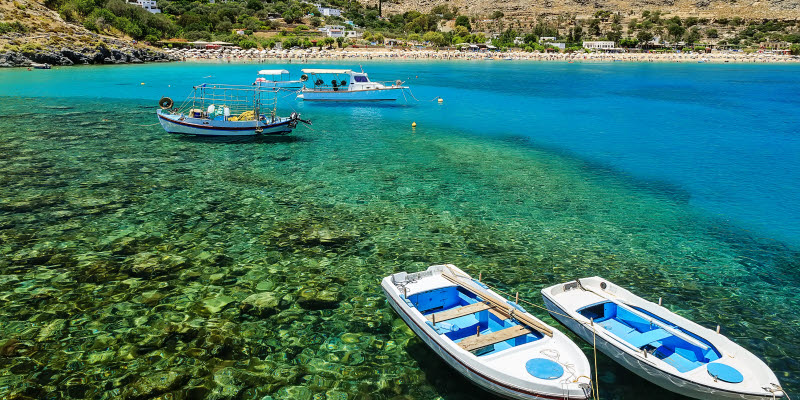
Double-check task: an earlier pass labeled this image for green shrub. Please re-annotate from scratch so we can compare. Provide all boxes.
[0,21,28,34]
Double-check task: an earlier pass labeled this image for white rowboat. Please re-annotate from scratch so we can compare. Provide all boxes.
[382,265,593,400]
[541,277,785,400]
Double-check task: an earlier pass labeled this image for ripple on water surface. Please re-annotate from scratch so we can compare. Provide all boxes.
[0,96,797,399]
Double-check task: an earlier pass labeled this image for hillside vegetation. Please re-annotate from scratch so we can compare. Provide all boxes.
[2,0,800,54]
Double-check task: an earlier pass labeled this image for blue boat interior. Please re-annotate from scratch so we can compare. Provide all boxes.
[401,284,544,356]
[578,301,721,372]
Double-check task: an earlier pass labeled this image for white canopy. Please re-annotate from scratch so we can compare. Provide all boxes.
[258,69,290,75]
[301,69,353,74]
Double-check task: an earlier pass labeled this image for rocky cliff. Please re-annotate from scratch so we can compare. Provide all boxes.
[0,0,174,67]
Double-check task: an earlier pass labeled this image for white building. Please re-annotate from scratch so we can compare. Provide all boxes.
[345,30,361,38]
[539,36,556,42]
[583,41,615,50]
[128,0,160,13]
[318,6,342,17]
[307,2,342,17]
[319,25,345,38]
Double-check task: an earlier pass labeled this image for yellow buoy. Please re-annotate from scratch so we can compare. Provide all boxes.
[438,97,443,103]
[140,82,145,85]
[411,122,417,127]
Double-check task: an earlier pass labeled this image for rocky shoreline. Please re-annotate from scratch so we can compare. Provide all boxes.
[0,43,176,68]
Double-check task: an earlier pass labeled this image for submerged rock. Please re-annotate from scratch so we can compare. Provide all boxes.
[127,252,189,278]
[297,287,342,310]
[203,295,234,314]
[240,292,280,317]
[122,371,189,400]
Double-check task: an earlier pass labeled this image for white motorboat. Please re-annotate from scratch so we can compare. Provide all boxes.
[541,277,786,400]
[254,69,303,90]
[382,264,593,400]
[297,68,408,101]
[156,83,310,136]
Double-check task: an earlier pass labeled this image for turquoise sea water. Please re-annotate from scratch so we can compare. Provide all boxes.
[0,61,798,399]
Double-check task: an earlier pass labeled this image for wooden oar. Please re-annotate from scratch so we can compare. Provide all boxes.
[441,266,553,337]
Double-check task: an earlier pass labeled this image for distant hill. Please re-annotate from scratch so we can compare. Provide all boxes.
[364,0,800,19]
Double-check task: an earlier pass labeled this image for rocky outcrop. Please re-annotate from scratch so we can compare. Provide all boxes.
[0,44,174,68]
[0,0,175,68]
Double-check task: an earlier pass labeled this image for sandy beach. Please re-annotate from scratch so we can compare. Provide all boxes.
[166,46,800,64]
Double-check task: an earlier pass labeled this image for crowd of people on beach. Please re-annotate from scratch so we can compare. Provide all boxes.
[164,47,800,64]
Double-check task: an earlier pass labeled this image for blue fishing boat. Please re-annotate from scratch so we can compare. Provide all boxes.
[156,83,310,136]
[542,277,786,400]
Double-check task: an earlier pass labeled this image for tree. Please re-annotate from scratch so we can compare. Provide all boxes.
[589,18,601,37]
[490,10,504,19]
[619,37,638,47]
[455,15,471,31]
[667,23,685,41]
[246,0,262,11]
[785,33,800,43]
[282,6,302,24]
[685,27,701,45]
[239,39,258,49]
[373,32,384,44]
[608,24,622,42]
[423,31,446,46]
[636,30,653,44]
[453,25,468,37]
[706,28,718,38]
[336,36,344,47]
[790,44,800,55]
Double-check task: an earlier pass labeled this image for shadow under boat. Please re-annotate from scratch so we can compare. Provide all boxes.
[175,134,307,144]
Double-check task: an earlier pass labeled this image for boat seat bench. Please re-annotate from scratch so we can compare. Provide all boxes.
[628,328,672,348]
[458,325,532,352]
[426,302,491,323]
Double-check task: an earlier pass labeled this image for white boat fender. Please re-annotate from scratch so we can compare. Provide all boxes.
[207,104,215,114]
[223,107,230,117]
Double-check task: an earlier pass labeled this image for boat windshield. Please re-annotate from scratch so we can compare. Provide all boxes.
[353,75,369,83]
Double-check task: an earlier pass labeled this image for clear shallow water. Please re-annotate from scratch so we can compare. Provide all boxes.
[0,62,798,399]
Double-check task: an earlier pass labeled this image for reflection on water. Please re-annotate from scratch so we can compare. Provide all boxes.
[0,95,797,400]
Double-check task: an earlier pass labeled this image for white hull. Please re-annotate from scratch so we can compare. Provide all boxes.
[541,278,785,400]
[298,87,406,101]
[382,265,592,400]
[157,109,295,136]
